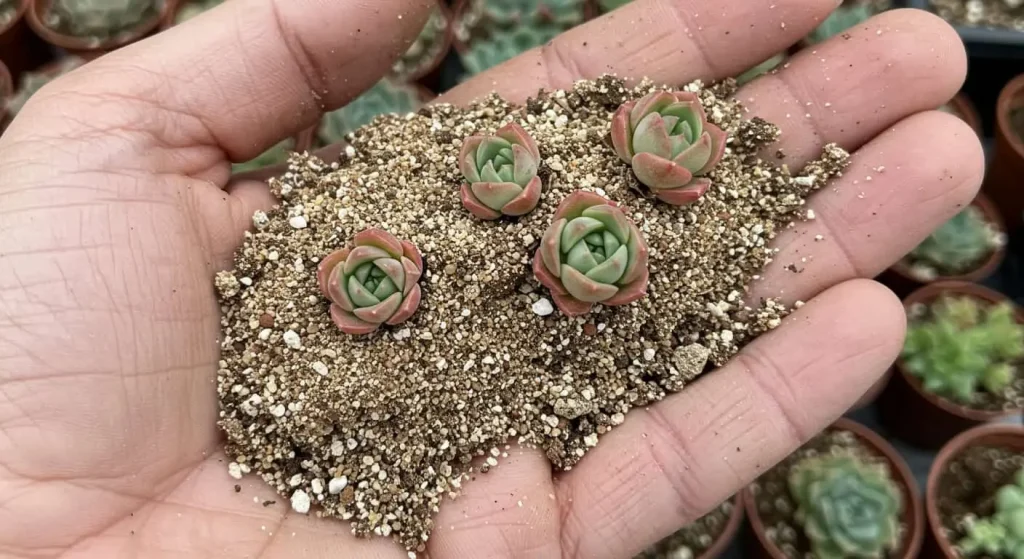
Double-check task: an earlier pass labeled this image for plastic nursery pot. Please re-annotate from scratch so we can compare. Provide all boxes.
[879,193,1007,300]
[26,0,175,59]
[742,417,925,559]
[924,424,1024,558]
[0,0,51,81]
[983,73,1024,232]
[877,281,1024,450]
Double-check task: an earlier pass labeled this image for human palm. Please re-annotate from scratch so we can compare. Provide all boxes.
[0,0,981,558]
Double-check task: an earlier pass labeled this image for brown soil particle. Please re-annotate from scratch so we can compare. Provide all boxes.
[636,497,735,558]
[749,428,910,559]
[930,0,1024,30]
[936,444,1024,559]
[215,76,849,552]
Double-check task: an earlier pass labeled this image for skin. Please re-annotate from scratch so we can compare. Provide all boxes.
[0,0,983,557]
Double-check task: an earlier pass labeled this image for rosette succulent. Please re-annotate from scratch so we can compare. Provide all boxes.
[610,90,726,205]
[959,467,1024,558]
[789,452,903,559]
[904,206,1004,280]
[48,0,159,39]
[459,122,542,220]
[317,229,423,335]
[533,191,649,316]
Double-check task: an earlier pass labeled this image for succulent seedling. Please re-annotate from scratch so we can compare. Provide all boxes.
[459,123,543,220]
[231,139,292,174]
[902,295,1024,404]
[905,206,1004,280]
[959,467,1024,558]
[789,451,903,559]
[47,0,159,40]
[533,191,649,316]
[610,90,727,205]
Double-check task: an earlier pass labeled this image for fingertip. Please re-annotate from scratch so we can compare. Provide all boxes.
[871,8,968,97]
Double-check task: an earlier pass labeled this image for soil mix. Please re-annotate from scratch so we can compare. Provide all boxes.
[214,75,848,553]
[934,444,1024,558]
[748,428,911,559]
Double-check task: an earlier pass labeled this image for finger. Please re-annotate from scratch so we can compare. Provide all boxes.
[739,8,968,167]
[42,0,432,161]
[438,0,839,105]
[751,110,984,305]
[427,447,562,558]
[555,279,906,559]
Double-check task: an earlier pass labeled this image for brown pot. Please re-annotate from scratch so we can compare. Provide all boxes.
[27,0,174,58]
[945,92,984,138]
[0,0,51,81]
[877,282,1024,450]
[743,417,925,559]
[984,74,1024,231]
[700,493,745,559]
[879,193,1007,300]
[924,424,1024,558]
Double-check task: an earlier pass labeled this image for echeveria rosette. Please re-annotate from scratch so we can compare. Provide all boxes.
[316,229,423,335]
[533,191,649,316]
[610,90,727,205]
[459,122,543,220]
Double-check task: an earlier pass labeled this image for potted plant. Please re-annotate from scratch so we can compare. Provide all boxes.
[26,0,172,58]
[925,424,1024,558]
[311,78,432,150]
[636,494,744,559]
[877,282,1024,450]
[2,55,83,129]
[453,0,589,76]
[983,73,1024,232]
[744,418,924,559]
[880,195,1007,299]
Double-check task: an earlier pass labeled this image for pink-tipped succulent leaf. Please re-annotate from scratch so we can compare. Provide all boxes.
[533,191,649,316]
[317,228,424,335]
[459,122,543,220]
[610,90,726,206]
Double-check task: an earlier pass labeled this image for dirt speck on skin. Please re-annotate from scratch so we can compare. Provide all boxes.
[936,444,1024,559]
[214,76,849,553]
[749,428,911,559]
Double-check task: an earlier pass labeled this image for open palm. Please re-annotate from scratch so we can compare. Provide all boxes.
[0,0,981,557]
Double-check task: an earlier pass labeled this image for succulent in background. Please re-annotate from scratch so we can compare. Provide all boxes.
[231,139,293,174]
[174,0,223,24]
[596,0,632,12]
[533,191,649,316]
[475,0,584,28]
[460,25,560,75]
[788,452,902,559]
[459,123,542,220]
[47,0,159,40]
[610,90,727,205]
[0,0,17,27]
[392,4,449,80]
[902,295,1024,404]
[6,57,85,116]
[959,467,1024,558]
[736,53,787,86]
[317,79,423,146]
[317,229,423,335]
[904,206,1004,280]
[805,0,890,44]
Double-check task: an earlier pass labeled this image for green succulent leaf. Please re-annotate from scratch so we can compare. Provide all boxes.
[960,468,1024,557]
[906,206,1002,277]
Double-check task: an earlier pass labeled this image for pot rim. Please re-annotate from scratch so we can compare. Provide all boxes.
[895,280,1024,422]
[997,74,1024,163]
[0,0,28,38]
[742,417,924,559]
[946,92,984,137]
[888,193,1007,285]
[925,424,1024,559]
[698,492,746,559]
[26,0,172,53]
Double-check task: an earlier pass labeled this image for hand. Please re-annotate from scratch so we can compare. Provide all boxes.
[0,1,981,557]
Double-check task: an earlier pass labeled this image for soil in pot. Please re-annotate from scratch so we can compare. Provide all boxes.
[929,0,1024,31]
[746,422,921,559]
[886,197,1006,293]
[28,0,169,55]
[214,76,852,553]
[636,496,742,559]
[930,431,1024,558]
[879,283,1024,449]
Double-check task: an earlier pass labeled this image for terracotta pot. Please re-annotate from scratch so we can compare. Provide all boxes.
[984,74,1024,232]
[877,281,1024,450]
[26,0,175,59]
[945,92,984,138]
[879,193,1007,300]
[743,417,925,559]
[700,493,745,559]
[0,0,51,81]
[924,424,1024,558]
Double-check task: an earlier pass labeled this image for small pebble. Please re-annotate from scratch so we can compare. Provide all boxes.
[532,298,554,316]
